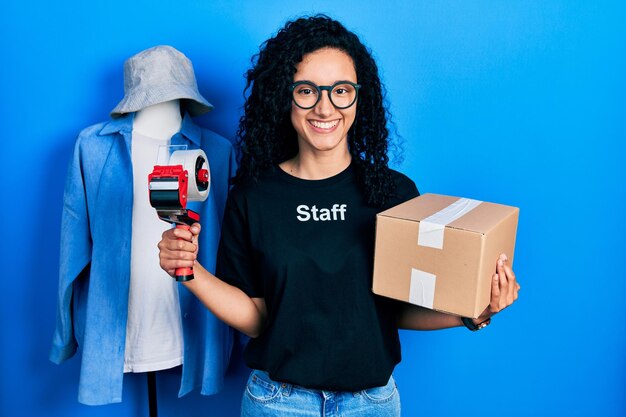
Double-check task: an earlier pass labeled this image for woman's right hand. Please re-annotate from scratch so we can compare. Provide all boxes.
[158,222,201,277]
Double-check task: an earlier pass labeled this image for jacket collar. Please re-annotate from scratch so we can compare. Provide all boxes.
[98,112,202,146]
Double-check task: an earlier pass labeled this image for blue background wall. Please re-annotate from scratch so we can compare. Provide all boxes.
[2,1,624,416]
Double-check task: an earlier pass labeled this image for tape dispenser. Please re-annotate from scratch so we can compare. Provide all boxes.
[148,147,210,281]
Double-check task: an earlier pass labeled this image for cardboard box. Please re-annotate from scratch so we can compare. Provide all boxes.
[372,193,519,318]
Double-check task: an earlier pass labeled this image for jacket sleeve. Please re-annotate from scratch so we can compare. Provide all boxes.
[49,138,92,364]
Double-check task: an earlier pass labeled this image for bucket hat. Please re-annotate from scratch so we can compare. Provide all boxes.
[111,45,213,118]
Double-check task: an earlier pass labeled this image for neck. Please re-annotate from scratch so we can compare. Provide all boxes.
[132,100,182,140]
[281,148,352,180]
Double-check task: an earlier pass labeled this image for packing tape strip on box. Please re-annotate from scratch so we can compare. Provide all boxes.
[417,197,482,249]
[409,197,482,308]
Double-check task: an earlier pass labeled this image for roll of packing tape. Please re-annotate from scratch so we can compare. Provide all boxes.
[169,149,210,201]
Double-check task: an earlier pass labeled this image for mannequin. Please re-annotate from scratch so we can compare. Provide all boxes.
[51,45,235,407]
[132,100,182,140]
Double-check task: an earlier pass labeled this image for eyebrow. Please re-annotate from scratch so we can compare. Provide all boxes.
[292,79,358,85]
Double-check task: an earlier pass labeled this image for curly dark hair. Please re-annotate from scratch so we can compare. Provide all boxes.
[235,15,397,207]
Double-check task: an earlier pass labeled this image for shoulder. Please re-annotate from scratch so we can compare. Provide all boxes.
[389,169,418,193]
[227,166,271,199]
[76,121,109,141]
[73,121,117,156]
[223,167,284,224]
[386,168,420,208]
[228,165,297,212]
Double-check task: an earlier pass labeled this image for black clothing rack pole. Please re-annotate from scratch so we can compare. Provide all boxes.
[148,371,158,417]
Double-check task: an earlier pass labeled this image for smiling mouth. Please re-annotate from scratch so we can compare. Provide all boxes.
[309,120,339,130]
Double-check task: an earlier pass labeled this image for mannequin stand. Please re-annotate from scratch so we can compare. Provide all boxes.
[148,371,158,417]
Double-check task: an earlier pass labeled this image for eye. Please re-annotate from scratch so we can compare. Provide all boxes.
[333,84,353,95]
[295,84,318,96]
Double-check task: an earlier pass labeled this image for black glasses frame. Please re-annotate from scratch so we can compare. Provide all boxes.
[290,80,361,110]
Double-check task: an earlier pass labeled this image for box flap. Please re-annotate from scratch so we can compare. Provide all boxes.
[378,193,519,235]
[448,202,519,234]
[378,194,460,222]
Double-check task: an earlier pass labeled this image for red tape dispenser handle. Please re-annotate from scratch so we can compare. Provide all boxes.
[175,224,194,282]
[171,210,200,282]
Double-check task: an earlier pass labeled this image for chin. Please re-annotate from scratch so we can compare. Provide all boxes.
[308,136,347,153]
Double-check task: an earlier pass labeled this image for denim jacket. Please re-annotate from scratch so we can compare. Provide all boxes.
[49,113,236,405]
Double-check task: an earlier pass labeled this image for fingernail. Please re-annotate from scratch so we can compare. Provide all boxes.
[498,259,503,267]
[500,253,508,261]
[494,274,499,281]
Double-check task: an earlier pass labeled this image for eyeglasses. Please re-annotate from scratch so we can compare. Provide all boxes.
[291,80,361,110]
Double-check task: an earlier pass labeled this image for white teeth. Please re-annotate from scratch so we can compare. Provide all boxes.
[310,120,338,129]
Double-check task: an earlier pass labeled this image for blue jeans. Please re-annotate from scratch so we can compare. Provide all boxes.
[241,370,401,416]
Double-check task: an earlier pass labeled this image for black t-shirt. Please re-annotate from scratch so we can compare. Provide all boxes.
[216,162,419,391]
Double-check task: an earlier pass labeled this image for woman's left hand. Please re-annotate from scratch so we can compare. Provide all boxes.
[398,253,520,330]
[476,253,520,322]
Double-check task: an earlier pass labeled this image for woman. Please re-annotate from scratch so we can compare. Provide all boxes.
[159,15,519,416]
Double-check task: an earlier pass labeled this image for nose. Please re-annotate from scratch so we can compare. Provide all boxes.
[314,90,334,117]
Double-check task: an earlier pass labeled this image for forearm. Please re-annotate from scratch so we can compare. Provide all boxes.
[397,303,463,330]
[181,263,266,338]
